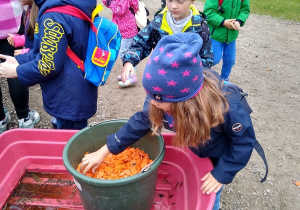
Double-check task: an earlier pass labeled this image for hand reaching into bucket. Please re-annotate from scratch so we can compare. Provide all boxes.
[200,172,223,195]
[80,144,110,174]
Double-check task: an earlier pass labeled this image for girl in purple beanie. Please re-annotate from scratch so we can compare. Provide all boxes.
[80,33,257,210]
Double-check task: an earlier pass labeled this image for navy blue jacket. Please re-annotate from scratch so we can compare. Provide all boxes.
[106,88,256,184]
[15,0,98,121]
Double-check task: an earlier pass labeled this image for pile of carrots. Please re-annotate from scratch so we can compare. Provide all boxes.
[77,147,153,179]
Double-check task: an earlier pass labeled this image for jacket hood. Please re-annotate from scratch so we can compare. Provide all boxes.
[35,0,96,18]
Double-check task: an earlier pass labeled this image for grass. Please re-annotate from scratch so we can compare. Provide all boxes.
[201,0,300,22]
[250,0,299,22]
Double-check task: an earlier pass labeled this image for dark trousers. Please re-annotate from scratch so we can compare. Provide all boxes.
[0,38,29,120]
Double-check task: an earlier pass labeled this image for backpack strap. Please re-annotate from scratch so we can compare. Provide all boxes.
[254,140,269,183]
[66,47,84,71]
[44,5,97,33]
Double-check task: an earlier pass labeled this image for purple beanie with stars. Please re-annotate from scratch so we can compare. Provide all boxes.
[142,33,204,103]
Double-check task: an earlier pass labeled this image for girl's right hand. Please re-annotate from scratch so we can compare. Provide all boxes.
[121,62,135,83]
[80,144,111,174]
[7,33,15,47]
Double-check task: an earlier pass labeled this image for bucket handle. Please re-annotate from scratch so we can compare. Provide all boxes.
[141,142,165,173]
[89,120,165,173]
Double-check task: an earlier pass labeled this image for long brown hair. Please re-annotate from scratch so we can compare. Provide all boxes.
[149,71,229,148]
[25,2,39,39]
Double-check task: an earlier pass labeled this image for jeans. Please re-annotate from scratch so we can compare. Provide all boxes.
[212,185,224,210]
[211,39,236,80]
[56,118,88,130]
[119,37,134,61]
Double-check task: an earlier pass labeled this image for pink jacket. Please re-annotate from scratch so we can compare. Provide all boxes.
[102,0,139,39]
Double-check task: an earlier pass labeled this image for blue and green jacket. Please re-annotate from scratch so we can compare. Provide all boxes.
[15,0,98,121]
[123,6,214,68]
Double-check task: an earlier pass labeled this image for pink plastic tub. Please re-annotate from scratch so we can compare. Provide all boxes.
[0,129,215,209]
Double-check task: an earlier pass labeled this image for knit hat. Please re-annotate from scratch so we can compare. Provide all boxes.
[142,33,204,103]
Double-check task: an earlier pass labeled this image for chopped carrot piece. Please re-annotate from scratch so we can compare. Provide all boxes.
[77,147,153,180]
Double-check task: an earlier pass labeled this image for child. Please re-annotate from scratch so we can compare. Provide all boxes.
[102,0,139,88]
[120,0,214,85]
[0,0,98,130]
[203,0,250,81]
[7,1,39,56]
[79,33,257,210]
[0,0,39,133]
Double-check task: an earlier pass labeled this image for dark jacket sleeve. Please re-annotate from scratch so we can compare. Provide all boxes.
[16,13,69,86]
[107,111,152,154]
[198,21,214,68]
[210,94,256,184]
[123,21,156,67]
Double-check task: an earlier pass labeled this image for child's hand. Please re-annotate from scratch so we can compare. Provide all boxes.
[200,172,223,195]
[0,54,19,78]
[233,21,241,30]
[7,33,15,47]
[121,62,135,83]
[223,19,236,29]
[14,49,22,56]
[80,144,110,174]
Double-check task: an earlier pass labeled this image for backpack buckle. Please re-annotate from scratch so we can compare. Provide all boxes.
[77,61,85,71]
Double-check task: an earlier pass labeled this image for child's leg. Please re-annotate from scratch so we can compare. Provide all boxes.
[119,38,134,61]
[56,118,88,130]
[212,185,224,210]
[118,38,138,87]
[221,40,236,80]
[211,39,223,66]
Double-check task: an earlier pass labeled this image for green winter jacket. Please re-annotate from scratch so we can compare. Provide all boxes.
[204,0,250,43]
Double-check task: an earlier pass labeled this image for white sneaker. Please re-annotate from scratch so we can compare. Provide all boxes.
[0,109,11,134]
[118,75,138,88]
[18,110,40,128]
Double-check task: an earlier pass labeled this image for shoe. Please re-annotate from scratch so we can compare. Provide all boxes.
[118,75,137,88]
[51,117,57,129]
[0,109,11,134]
[117,75,122,81]
[18,110,40,128]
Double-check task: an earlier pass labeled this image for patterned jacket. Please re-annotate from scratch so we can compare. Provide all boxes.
[123,6,214,68]
[102,0,139,39]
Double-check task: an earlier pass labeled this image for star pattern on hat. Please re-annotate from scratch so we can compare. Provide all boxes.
[182,70,191,77]
[158,68,167,76]
[153,86,163,92]
[199,60,202,67]
[159,46,164,52]
[192,57,197,64]
[171,61,179,68]
[166,95,176,98]
[166,53,173,58]
[167,80,178,86]
[145,72,152,80]
[184,52,192,58]
[155,95,162,100]
[192,75,199,82]
[148,59,152,65]
[154,56,159,62]
[180,87,190,93]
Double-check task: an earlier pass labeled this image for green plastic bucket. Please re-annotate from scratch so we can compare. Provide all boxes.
[63,119,165,210]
